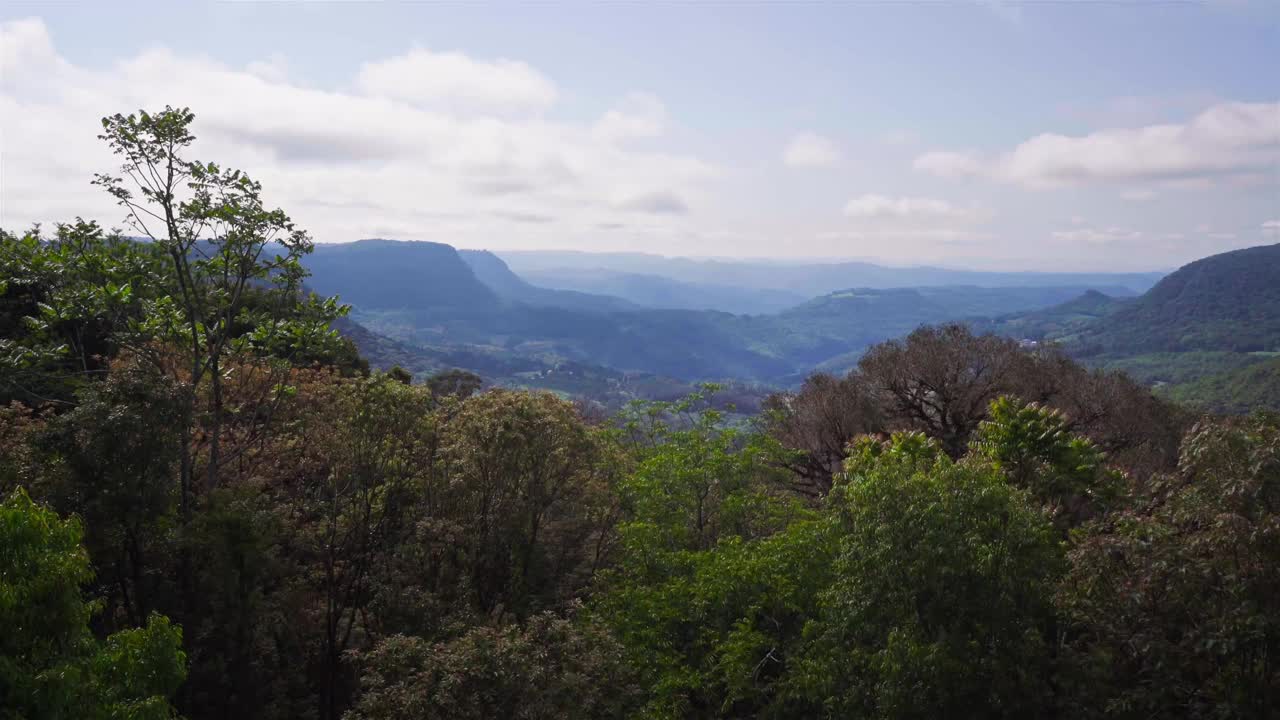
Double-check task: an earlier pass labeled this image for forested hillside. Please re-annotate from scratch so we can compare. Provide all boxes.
[980,244,1280,411]
[1075,243,1280,355]
[3,107,1277,720]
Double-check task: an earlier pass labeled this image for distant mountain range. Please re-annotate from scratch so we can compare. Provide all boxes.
[497,249,1165,297]
[306,239,1280,411]
[305,240,1159,392]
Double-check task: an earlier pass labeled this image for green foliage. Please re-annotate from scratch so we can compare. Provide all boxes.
[1057,413,1280,718]
[0,488,186,720]
[1077,244,1280,355]
[971,396,1121,529]
[799,432,1061,718]
[0,222,162,405]
[975,288,1129,342]
[598,518,834,719]
[1165,355,1280,413]
[598,390,821,718]
[424,368,483,399]
[93,106,349,503]
[345,612,640,720]
[437,388,612,617]
[31,360,186,629]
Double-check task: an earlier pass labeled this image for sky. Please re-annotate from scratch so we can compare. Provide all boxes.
[1,1,1277,272]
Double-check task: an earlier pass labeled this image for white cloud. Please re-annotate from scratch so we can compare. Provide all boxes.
[0,18,717,249]
[245,53,289,84]
[355,47,557,114]
[1051,227,1144,245]
[0,17,60,78]
[593,92,666,143]
[915,101,1280,188]
[1120,188,1157,201]
[1262,220,1280,239]
[614,190,689,215]
[817,228,992,245]
[843,194,990,223]
[783,132,840,168]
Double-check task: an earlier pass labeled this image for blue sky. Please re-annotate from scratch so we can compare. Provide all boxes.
[2,1,1277,271]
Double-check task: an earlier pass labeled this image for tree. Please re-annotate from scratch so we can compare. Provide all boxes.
[794,433,1061,718]
[0,487,187,720]
[0,222,160,406]
[276,373,438,720]
[1057,414,1280,718]
[858,324,1041,457]
[599,391,819,718]
[34,359,186,631]
[970,396,1121,532]
[93,106,346,513]
[425,368,483,400]
[760,372,885,497]
[345,612,641,720]
[438,389,612,617]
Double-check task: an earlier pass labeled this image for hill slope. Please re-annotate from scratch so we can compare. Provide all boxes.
[973,289,1132,342]
[975,243,1280,412]
[1165,356,1280,413]
[1076,244,1280,355]
[458,250,637,313]
[307,239,500,311]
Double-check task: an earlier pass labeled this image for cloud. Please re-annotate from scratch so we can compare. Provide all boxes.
[494,210,555,224]
[1263,219,1280,238]
[245,53,288,84]
[783,132,840,168]
[817,228,992,245]
[614,190,689,214]
[915,101,1280,188]
[593,92,666,143]
[355,47,557,114]
[0,18,716,248]
[0,16,60,77]
[1051,226,1144,245]
[843,194,990,223]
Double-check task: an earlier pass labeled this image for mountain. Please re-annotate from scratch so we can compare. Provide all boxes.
[1073,243,1280,355]
[307,239,500,311]
[977,243,1280,412]
[304,239,1171,390]
[498,250,1165,296]
[753,285,1139,373]
[973,289,1132,342]
[458,250,638,313]
[520,267,809,315]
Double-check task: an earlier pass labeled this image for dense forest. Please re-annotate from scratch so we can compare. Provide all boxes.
[3,107,1278,720]
[977,249,1280,413]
